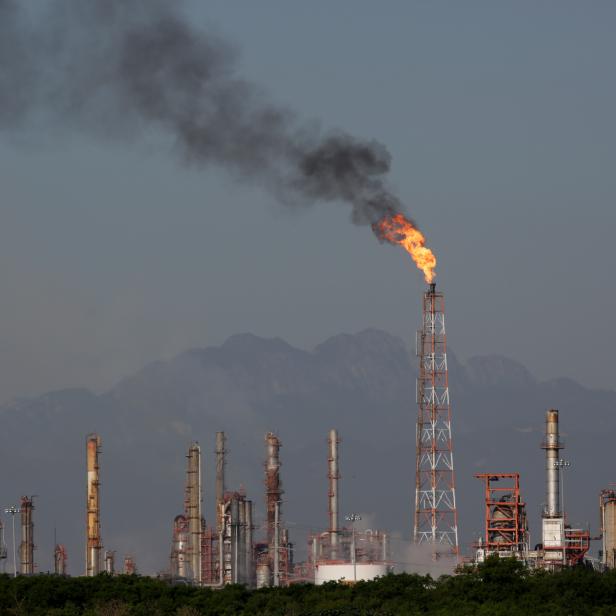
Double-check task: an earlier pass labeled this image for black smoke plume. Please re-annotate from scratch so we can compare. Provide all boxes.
[0,0,408,229]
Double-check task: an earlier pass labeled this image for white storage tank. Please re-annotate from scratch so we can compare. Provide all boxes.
[314,562,389,585]
[256,562,271,588]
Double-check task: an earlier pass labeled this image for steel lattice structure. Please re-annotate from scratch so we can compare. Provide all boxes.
[413,283,459,554]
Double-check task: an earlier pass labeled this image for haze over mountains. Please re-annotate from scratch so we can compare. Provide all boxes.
[1,329,614,575]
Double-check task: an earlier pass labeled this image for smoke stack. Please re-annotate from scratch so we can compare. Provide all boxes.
[86,434,102,576]
[542,409,562,518]
[19,496,34,575]
[186,442,202,584]
[215,432,226,534]
[328,429,340,557]
[0,2,436,278]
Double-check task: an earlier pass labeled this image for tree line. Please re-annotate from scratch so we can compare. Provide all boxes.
[2,557,616,615]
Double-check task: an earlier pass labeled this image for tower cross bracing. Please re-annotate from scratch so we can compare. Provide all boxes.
[413,283,459,555]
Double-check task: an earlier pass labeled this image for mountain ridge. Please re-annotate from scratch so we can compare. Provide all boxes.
[0,328,613,576]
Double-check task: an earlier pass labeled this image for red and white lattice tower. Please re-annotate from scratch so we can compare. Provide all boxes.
[413,282,459,555]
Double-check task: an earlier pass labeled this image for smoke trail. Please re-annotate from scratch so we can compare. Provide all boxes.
[0,0,412,231]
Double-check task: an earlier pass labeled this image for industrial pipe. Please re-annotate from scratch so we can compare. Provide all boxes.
[328,429,340,558]
[86,434,102,576]
[542,409,562,517]
[215,432,226,534]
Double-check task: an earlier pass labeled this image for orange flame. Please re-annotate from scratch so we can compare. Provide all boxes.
[373,213,436,283]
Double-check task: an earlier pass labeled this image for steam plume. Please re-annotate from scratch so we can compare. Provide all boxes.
[0,0,434,276]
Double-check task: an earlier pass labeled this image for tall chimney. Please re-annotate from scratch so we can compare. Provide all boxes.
[19,496,34,575]
[86,434,102,576]
[215,432,226,534]
[543,409,562,517]
[265,432,282,560]
[186,442,202,584]
[328,429,340,558]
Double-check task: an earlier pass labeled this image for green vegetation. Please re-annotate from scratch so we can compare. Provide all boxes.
[2,557,616,615]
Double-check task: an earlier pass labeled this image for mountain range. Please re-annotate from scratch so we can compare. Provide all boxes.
[1,329,614,575]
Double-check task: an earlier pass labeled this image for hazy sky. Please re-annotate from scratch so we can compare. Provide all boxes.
[0,1,614,402]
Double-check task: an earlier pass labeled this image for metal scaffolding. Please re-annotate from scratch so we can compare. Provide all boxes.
[413,282,459,555]
[474,473,529,557]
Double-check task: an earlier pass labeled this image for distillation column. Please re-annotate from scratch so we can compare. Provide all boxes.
[170,515,189,578]
[186,442,202,584]
[601,489,616,568]
[541,409,565,563]
[54,544,68,575]
[19,496,34,575]
[414,282,459,555]
[216,432,226,534]
[104,550,115,575]
[245,499,254,586]
[265,432,282,583]
[328,429,340,559]
[86,434,103,576]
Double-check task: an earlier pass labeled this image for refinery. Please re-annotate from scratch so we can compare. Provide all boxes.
[0,282,614,584]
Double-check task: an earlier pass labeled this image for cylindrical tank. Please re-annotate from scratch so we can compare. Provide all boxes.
[54,544,67,575]
[245,500,254,587]
[104,550,115,575]
[172,515,189,578]
[216,432,226,534]
[231,496,240,584]
[186,443,202,583]
[490,495,514,545]
[603,494,616,568]
[19,496,34,575]
[328,429,340,558]
[86,434,102,576]
[315,562,388,585]
[238,499,246,584]
[256,562,271,588]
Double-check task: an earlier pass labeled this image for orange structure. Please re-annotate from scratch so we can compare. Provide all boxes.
[564,528,591,566]
[85,434,102,576]
[474,473,529,558]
